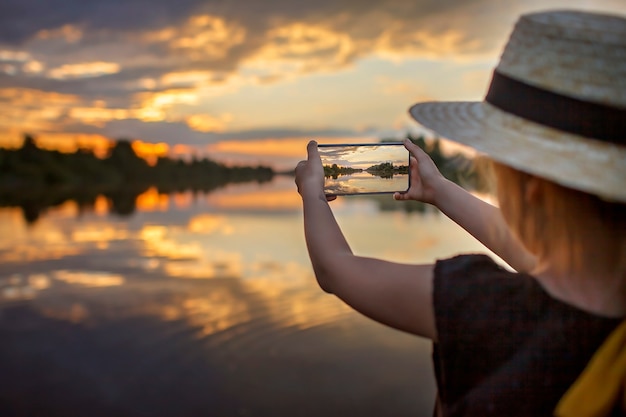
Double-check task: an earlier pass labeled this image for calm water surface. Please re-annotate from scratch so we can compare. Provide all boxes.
[324,172,410,195]
[0,176,490,417]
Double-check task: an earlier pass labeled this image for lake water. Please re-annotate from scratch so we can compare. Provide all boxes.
[0,175,491,417]
[324,172,410,195]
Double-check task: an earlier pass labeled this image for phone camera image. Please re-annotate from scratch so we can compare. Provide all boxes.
[317,142,410,196]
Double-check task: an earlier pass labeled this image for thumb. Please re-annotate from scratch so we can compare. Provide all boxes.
[307,140,321,162]
[406,137,432,157]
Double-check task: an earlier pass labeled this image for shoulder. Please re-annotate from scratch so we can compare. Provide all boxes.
[435,253,516,280]
[433,254,539,307]
[432,254,545,344]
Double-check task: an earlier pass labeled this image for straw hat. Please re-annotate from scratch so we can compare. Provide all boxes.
[409,10,626,203]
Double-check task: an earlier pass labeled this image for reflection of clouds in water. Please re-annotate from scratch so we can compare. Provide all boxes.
[0,261,351,342]
[0,220,80,262]
[188,214,234,235]
[140,225,204,260]
[248,260,310,286]
[163,256,242,279]
[140,225,167,241]
[29,274,51,290]
[0,212,133,262]
[0,180,492,413]
[324,176,357,194]
[206,187,301,211]
[1,270,123,302]
[143,231,351,333]
[245,260,353,330]
[71,226,130,250]
[1,274,50,300]
[0,185,379,342]
[324,173,409,195]
[1,271,123,301]
[183,293,253,337]
[0,244,82,263]
[135,187,170,212]
[41,303,90,323]
[141,222,245,279]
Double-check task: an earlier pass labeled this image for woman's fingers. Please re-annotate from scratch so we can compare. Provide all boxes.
[306,140,320,163]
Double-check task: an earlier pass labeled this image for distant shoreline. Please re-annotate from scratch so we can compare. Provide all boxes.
[0,134,483,223]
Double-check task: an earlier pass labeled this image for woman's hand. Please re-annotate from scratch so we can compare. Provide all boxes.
[295,140,336,202]
[393,138,446,205]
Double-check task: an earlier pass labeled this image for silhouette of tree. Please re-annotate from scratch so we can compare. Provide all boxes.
[0,133,277,223]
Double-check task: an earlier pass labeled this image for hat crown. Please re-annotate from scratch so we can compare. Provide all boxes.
[496,10,626,108]
[408,9,626,203]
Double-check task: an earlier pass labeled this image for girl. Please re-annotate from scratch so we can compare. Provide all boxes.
[295,9,626,417]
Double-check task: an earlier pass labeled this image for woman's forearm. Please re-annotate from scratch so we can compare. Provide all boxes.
[301,189,353,292]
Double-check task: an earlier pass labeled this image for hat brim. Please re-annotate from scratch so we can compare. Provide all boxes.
[409,101,626,203]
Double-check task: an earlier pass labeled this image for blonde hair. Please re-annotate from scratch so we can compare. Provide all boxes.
[491,161,626,275]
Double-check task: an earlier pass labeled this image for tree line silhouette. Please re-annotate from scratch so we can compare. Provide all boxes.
[0,133,483,223]
[323,163,362,179]
[0,134,275,223]
[324,162,410,180]
[365,162,409,178]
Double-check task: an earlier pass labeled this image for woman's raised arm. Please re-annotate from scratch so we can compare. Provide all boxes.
[296,140,437,340]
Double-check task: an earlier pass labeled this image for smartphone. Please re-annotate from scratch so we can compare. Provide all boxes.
[317,142,410,196]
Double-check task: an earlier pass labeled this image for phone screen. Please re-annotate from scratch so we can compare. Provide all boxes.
[317,142,410,196]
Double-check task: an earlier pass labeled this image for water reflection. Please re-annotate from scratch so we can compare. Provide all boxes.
[0,176,496,416]
[324,172,410,195]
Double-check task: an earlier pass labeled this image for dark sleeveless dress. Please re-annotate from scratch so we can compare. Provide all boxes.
[432,254,622,417]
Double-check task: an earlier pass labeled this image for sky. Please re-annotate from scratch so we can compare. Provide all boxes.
[318,144,408,169]
[1,0,624,170]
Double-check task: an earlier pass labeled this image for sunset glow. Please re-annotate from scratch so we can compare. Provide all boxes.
[0,1,624,169]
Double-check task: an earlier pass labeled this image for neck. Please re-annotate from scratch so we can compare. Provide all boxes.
[532,262,626,318]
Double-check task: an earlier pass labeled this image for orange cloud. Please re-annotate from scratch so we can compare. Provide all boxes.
[245,23,355,76]
[69,107,131,127]
[170,14,246,59]
[207,138,308,158]
[186,113,233,133]
[22,60,45,73]
[0,88,83,143]
[266,23,353,57]
[161,71,213,87]
[134,88,199,122]
[171,143,196,158]
[0,87,78,105]
[0,50,29,62]
[202,137,380,170]
[48,61,121,79]
[36,24,83,43]
[35,133,113,157]
[54,270,125,287]
[131,140,169,165]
